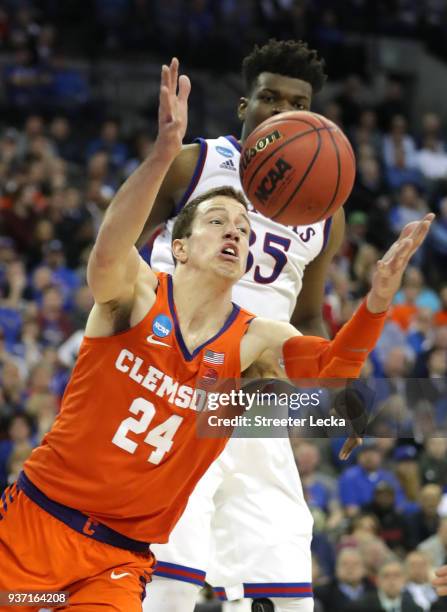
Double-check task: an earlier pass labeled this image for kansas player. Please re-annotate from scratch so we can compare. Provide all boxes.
[142,40,337,612]
[140,42,420,612]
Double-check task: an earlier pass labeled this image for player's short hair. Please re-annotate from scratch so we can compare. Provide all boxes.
[242,39,327,94]
[171,186,248,242]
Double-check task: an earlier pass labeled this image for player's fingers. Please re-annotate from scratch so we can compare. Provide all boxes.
[380,238,402,265]
[339,436,362,460]
[178,74,191,104]
[432,577,447,596]
[159,85,173,123]
[435,566,447,578]
[386,238,413,274]
[169,57,179,93]
[399,213,434,242]
[161,64,170,90]
[410,217,433,250]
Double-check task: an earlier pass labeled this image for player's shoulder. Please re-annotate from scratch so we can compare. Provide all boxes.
[175,142,202,172]
[160,143,202,196]
[245,316,298,339]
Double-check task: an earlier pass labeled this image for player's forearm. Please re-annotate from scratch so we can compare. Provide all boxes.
[283,299,387,379]
[94,148,174,264]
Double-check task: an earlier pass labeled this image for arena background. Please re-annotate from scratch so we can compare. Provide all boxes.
[0,1,447,611]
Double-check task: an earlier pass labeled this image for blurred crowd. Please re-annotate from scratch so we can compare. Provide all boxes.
[2,0,447,91]
[0,2,447,612]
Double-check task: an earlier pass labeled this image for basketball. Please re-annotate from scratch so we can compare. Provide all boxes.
[239,111,356,226]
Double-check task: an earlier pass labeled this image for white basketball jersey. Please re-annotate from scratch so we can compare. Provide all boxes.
[150,135,332,320]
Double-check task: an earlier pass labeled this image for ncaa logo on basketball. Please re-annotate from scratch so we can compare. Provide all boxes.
[240,129,282,176]
[152,314,172,338]
[255,158,293,205]
[216,146,234,158]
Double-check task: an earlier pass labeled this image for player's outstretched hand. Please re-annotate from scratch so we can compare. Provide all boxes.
[433,566,447,596]
[367,213,434,313]
[156,57,191,162]
[339,435,363,461]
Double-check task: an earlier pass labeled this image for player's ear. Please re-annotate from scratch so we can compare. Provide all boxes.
[238,98,248,121]
[172,238,188,264]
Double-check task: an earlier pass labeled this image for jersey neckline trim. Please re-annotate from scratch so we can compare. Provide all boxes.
[225,135,241,152]
[174,139,208,214]
[166,274,240,362]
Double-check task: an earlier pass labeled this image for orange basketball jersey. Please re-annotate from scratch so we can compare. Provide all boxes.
[24,272,254,543]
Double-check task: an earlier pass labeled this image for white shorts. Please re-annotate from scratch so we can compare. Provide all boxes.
[150,437,314,601]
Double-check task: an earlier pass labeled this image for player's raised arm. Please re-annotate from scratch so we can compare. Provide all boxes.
[87,58,191,304]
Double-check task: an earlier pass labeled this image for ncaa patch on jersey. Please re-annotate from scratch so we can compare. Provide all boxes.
[152,314,172,338]
[216,146,234,158]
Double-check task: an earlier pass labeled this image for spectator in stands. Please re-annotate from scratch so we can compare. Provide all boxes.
[386,148,424,192]
[49,116,81,164]
[294,441,341,518]
[315,548,376,612]
[351,109,383,158]
[4,440,33,490]
[404,550,439,611]
[389,184,429,237]
[418,517,447,567]
[416,135,447,182]
[0,413,36,490]
[434,286,447,327]
[347,157,393,250]
[359,537,394,586]
[41,239,81,308]
[363,481,407,552]
[10,318,42,375]
[37,284,73,346]
[374,349,412,407]
[376,79,407,130]
[1,358,25,413]
[419,440,447,488]
[383,114,417,169]
[392,267,440,330]
[418,113,445,151]
[413,326,447,377]
[407,308,434,356]
[4,48,42,114]
[47,53,90,115]
[425,197,447,286]
[26,390,58,443]
[1,183,40,255]
[339,513,381,549]
[123,132,154,178]
[339,439,407,517]
[393,445,421,508]
[86,118,128,170]
[356,559,423,611]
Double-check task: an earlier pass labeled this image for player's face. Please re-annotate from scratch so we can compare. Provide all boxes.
[239,72,313,140]
[182,197,250,280]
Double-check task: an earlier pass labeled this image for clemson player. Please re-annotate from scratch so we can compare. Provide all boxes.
[0,59,432,612]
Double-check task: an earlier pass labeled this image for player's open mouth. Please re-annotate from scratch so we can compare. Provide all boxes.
[220,243,239,261]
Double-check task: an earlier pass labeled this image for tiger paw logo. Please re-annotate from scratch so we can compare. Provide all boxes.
[200,368,218,386]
